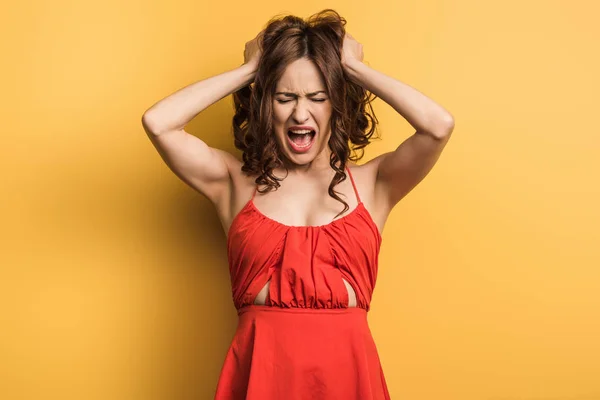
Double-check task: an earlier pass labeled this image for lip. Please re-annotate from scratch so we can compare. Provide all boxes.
[288,125,316,132]
[286,125,317,154]
[286,132,315,153]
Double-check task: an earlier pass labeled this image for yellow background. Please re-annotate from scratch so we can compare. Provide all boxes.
[2,0,599,399]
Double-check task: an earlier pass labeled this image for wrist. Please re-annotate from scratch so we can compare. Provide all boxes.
[342,59,364,81]
[240,62,258,84]
[241,61,258,74]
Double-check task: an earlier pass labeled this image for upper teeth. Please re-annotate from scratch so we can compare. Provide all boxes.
[289,129,313,134]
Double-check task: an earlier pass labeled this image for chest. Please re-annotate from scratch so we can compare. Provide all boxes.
[253,190,359,227]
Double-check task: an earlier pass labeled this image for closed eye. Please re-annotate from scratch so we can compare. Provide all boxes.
[276,99,327,103]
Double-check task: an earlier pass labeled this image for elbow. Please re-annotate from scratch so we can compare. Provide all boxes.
[430,115,455,140]
[442,115,455,136]
[141,112,160,136]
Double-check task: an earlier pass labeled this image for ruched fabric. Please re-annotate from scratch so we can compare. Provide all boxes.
[215,166,389,400]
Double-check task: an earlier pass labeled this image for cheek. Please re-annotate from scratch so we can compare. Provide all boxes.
[271,110,287,140]
[272,103,287,119]
[318,103,333,119]
[272,108,288,131]
[318,108,333,132]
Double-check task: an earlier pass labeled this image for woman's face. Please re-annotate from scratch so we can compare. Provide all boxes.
[272,57,333,166]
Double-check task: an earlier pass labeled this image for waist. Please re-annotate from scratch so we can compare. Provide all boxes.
[237,304,368,317]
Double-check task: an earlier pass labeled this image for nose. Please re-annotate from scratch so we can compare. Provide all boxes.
[292,99,310,123]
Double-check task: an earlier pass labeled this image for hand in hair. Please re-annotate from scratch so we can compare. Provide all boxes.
[244,30,264,70]
[341,32,364,69]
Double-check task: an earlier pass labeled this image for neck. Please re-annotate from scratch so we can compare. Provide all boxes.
[279,148,343,177]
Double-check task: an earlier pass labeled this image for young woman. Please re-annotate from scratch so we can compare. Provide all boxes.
[142,9,454,400]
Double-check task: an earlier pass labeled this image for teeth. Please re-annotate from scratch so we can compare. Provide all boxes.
[289,129,313,134]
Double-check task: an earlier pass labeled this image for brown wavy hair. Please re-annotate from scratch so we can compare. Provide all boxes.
[232,9,379,218]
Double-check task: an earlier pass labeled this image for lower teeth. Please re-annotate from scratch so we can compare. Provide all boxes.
[289,132,314,148]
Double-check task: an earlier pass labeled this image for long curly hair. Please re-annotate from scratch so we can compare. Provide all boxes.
[232,9,379,218]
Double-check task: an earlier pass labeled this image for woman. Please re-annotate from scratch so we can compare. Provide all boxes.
[142,9,454,400]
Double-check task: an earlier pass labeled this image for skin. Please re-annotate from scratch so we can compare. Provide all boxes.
[144,30,453,307]
[250,56,360,306]
[247,57,365,226]
[145,28,453,269]
[231,35,381,234]
[271,57,334,176]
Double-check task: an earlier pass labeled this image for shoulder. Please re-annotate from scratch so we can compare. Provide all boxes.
[210,149,258,232]
[346,157,391,233]
[346,157,380,200]
[216,150,258,191]
[206,149,256,208]
[347,158,379,184]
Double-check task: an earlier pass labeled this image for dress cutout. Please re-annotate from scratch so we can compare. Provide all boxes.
[215,166,389,400]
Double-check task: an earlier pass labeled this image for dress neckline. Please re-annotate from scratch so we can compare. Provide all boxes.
[248,197,367,230]
[228,199,382,243]
[227,166,383,241]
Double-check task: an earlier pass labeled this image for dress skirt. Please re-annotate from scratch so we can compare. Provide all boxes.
[214,305,390,400]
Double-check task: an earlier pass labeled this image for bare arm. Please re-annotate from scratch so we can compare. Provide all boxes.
[141,63,256,135]
[141,31,263,206]
[141,63,256,205]
[341,33,455,210]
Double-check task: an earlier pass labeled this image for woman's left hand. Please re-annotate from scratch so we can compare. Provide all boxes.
[341,33,364,69]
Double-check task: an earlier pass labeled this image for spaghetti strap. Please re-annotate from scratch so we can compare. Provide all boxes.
[346,166,361,204]
[219,163,389,400]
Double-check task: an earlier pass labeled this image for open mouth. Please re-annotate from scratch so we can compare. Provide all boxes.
[287,129,316,151]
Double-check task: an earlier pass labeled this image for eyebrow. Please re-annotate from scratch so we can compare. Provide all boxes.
[275,90,327,97]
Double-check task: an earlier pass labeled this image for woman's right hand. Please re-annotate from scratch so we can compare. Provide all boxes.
[244,30,264,70]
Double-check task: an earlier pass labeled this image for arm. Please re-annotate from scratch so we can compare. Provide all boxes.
[141,32,262,205]
[342,34,455,209]
[142,63,256,135]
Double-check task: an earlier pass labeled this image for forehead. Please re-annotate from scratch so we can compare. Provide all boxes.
[275,57,327,93]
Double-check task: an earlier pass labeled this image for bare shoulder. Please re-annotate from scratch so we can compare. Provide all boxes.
[219,149,256,190]
[347,158,383,203]
[214,149,257,232]
[214,148,243,177]
[347,158,390,234]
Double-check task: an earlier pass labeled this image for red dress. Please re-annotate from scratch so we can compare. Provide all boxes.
[215,166,390,400]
